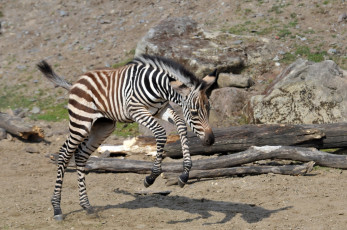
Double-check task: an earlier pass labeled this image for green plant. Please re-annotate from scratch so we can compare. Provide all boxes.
[113,122,139,137]
[31,100,69,121]
[268,5,283,14]
[278,28,292,38]
[295,46,311,56]
[288,19,298,28]
[281,52,296,64]
[290,13,297,19]
[294,45,326,62]
[244,8,253,15]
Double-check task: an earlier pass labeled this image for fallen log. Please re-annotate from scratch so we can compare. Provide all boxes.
[164,123,347,158]
[0,112,44,140]
[163,161,315,186]
[79,146,347,173]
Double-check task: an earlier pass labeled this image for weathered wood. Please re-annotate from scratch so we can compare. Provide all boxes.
[0,112,44,140]
[79,146,347,173]
[163,161,315,186]
[164,123,347,158]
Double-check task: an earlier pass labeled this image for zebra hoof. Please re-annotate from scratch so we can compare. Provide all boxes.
[53,214,64,221]
[144,176,155,188]
[178,173,189,188]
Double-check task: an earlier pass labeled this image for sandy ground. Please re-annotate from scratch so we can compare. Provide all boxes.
[0,122,346,230]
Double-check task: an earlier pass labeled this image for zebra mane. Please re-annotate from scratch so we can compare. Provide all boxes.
[130,54,202,88]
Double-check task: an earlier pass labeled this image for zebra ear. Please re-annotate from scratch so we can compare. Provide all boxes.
[202,69,217,90]
[170,80,191,97]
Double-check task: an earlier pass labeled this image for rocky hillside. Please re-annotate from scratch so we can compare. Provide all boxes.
[0,0,346,129]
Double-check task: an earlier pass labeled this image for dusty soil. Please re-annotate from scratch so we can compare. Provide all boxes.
[1,124,347,230]
[1,0,347,229]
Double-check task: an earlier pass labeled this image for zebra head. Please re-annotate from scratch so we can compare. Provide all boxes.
[172,70,217,146]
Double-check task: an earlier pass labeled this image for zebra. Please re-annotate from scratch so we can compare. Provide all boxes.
[37,54,216,221]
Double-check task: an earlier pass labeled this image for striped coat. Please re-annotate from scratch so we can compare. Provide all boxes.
[38,55,216,220]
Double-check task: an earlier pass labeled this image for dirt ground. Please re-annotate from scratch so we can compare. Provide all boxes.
[0,121,347,230]
[1,0,347,229]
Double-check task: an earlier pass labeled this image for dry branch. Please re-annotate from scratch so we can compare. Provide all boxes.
[77,145,347,173]
[163,161,315,186]
[164,123,347,158]
[0,112,44,140]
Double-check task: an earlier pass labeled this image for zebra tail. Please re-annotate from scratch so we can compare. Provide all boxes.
[37,60,72,91]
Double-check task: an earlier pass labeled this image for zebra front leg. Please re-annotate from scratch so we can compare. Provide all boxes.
[157,105,192,187]
[130,108,166,187]
[144,125,166,187]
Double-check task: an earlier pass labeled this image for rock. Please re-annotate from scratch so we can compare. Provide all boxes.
[337,13,347,23]
[135,17,260,77]
[209,87,249,127]
[0,128,6,140]
[100,19,111,24]
[250,59,347,124]
[25,146,40,154]
[16,65,26,71]
[30,106,40,114]
[59,10,69,17]
[217,73,254,88]
[328,48,337,55]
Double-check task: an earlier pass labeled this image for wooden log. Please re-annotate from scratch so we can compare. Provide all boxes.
[163,161,315,186]
[0,112,44,140]
[164,123,347,158]
[79,146,347,173]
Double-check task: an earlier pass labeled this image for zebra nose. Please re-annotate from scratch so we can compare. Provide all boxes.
[203,131,215,146]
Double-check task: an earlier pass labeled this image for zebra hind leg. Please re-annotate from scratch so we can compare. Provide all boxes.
[75,118,116,214]
[51,134,88,220]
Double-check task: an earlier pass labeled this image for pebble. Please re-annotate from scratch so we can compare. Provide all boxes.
[232,40,243,45]
[337,13,347,23]
[25,146,40,154]
[30,106,40,114]
[100,20,111,24]
[273,55,280,61]
[328,48,337,55]
[16,65,27,71]
[59,10,69,17]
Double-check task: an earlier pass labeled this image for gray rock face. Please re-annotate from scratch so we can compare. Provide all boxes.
[250,59,347,124]
[0,128,7,140]
[217,73,254,88]
[135,17,248,77]
[209,87,249,127]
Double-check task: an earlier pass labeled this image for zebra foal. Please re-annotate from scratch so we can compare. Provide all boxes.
[37,55,216,220]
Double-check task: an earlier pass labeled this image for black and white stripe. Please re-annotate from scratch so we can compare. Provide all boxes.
[37,55,216,220]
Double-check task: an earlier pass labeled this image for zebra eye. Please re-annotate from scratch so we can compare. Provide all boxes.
[191,109,198,117]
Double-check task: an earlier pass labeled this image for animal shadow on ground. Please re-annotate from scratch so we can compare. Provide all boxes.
[84,189,291,225]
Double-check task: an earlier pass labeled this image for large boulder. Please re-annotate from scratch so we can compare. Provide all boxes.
[209,87,249,127]
[135,17,276,136]
[135,17,272,77]
[250,59,347,124]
